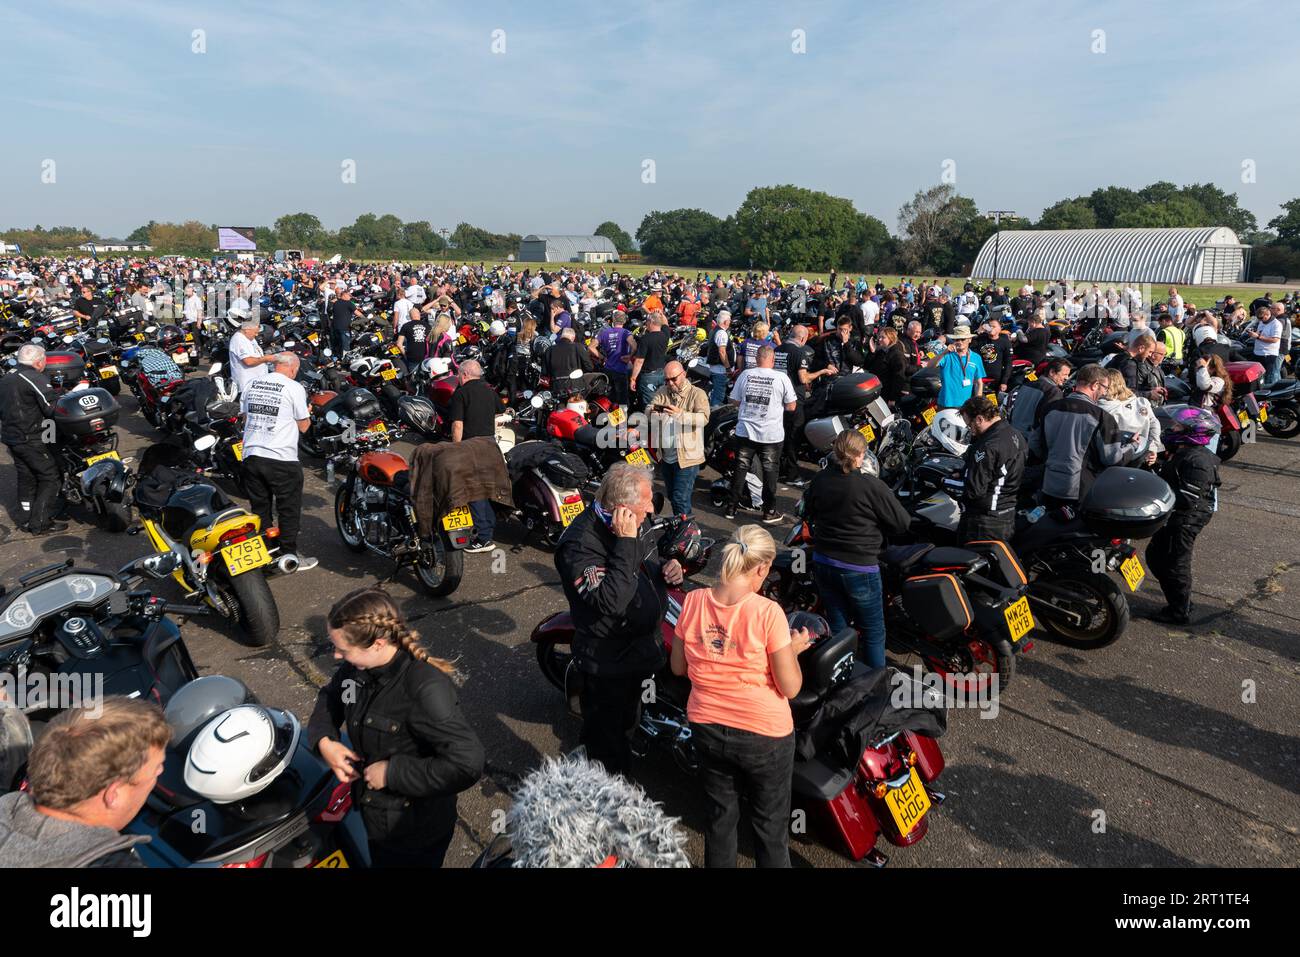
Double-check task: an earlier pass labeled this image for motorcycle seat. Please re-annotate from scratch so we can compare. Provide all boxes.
[883,543,933,568]
[572,424,601,448]
[1256,381,1298,400]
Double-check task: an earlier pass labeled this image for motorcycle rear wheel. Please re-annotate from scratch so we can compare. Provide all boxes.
[923,637,1013,694]
[415,536,463,597]
[1263,406,1300,439]
[101,376,121,396]
[1216,429,1241,462]
[1035,573,1129,649]
[225,572,280,647]
[99,501,131,534]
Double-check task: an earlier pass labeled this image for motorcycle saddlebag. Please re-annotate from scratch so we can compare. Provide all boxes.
[1078,466,1174,540]
[826,372,882,413]
[1226,360,1263,394]
[901,573,973,641]
[52,387,120,437]
[43,350,86,384]
[811,769,882,861]
[963,540,1028,588]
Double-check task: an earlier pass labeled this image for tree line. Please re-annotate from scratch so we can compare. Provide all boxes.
[6,182,1300,279]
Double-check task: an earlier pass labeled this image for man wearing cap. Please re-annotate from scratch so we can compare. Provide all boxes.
[929,327,985,409]
[229,318,278,395]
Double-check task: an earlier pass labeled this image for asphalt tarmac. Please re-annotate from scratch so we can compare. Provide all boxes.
[2,388,1297,869]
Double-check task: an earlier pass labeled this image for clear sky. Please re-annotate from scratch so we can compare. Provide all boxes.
[2,0,1296,238]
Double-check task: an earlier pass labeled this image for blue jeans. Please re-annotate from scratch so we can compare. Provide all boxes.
[637,369,665,409]
[658,459,700,517]
[709,371,729,407]
[468,499,496,545]
[1258,353,1281,386]
[812,562,886,669]
[333,328,352,355]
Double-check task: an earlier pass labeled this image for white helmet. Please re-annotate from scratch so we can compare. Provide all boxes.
[184,705,300,804]
[349,355,378,376]
[488,320,506,337]
[930,408,970,456]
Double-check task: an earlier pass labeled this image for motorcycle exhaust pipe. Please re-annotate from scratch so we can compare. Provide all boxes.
[276,554,300,575]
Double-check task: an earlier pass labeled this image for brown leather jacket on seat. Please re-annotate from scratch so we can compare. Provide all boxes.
[408,436,512,536]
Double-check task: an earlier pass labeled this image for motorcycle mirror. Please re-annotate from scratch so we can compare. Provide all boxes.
[322,348,333,357]
[143,552,181,578]
[530,394,545,409]
[522,390,534,400]
[193,434,218,452]
[62,334,74,343]
[325,410,340,426]
[145,325,157,334]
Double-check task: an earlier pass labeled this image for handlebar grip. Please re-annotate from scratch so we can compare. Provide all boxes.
[164,603,210,616]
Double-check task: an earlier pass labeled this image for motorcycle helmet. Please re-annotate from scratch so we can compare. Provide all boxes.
[165,675,252,741]
[397,394,438,436]
[184,704,300,804]
[786,611,831,648]
[657,515,711,565]
[79,457,130,504]
[489,319,506,338]
[349,355,379,376]
[158,324,184,352]
[930,408,970,456]
[1155,404,1220,446]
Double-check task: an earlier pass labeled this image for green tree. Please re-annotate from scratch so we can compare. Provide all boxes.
[1037,198,1097,230]
[734,184,867,271]
[147,221,217,255]
[1179,183,1257,234]
[1087,186,1141,228]
[126,222,156,244]
[1267,198,1300,248]
[253,225,277,250]
[594,221,634,253]
[272,212,326,249]
[400,220,446,254]
[1113,196,1208,228]
[897,185,984,274]
[636,209,732,265]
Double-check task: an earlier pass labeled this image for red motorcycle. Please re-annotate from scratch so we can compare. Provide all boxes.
[531,518,949,865]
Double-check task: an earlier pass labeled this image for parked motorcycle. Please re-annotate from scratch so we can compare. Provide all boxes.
[531,518,949,865]
[0,555,368,868]
[48,386,134,532]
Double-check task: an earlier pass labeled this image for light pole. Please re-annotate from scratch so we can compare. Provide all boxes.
[984,210,1016,287]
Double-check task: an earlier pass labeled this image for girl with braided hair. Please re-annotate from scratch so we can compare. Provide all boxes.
[306,586,484,867]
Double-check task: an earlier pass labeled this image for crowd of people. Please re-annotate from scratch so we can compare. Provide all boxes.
[1,250,1296,868]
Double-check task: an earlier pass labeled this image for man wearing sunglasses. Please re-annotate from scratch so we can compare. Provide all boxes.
[648,361,709,518]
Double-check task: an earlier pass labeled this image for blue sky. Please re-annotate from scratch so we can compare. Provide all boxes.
[2,0,1297,239]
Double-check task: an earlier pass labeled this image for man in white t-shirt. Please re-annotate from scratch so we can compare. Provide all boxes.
[392,291,413,332]
[228,318,277,394]
[861,295,881,328]
[725,345,797,524]
[240,353,317,572]
[405,281,426,306]
[1250,306,1284,385]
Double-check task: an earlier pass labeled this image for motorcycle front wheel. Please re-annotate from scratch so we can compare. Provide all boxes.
[334,482,367,553]
[535,641,572,692]
[923,637,1013,694]
[224,572,280,646]
[415,535,463,597]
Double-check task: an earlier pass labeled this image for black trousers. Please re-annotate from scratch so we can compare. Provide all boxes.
[368,830,453,869]
[959,512,1015,543]
[243,455,305,554]
[1146,514,1209,615]
[578,672,647,778]
[780,401,805,480]
[8,441,60,530]
[730,438,781,511]
[607,370,631,407]
[691,723,795,868]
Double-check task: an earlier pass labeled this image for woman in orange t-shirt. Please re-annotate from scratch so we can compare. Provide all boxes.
[671,525,812,867]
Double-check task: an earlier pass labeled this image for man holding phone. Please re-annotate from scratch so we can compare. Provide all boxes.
[555,464,684,775]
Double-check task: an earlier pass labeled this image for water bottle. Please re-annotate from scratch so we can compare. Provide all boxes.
[1026,505,1046,524]
[325,459,335,487]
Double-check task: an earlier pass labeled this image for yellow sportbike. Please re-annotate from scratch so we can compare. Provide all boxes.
[132,470,281,646]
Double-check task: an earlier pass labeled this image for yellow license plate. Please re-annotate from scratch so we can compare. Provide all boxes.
[1003,595,1034,643]
[559,500,585,526]
[389,346,401,356]
[1259,406,1268,423]
[456,335,467,345]
[884,767,931,835]
[922,407,936,425]
[184,333,194,342]
[84,450,121,467]
[98,365,118,377]
[231,441,244,461]
[858,423,875,443]
[607,407,626,426]
[441,506,474,531]
[313,849,349,868]
[367,422,388,435]
[220,536,271,575]
[134,332,146,342]
[307,332,319,343]
[1238,410,1249,427]
[1026,372,1038,382]
[625,448,652,467]
[381,367,397,380]
[1120,555,1145,592]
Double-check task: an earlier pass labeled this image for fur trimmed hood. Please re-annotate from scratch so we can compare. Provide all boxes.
[506,754,690,868]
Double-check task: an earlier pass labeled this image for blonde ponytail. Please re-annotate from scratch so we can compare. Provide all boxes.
[719,524,777,584]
